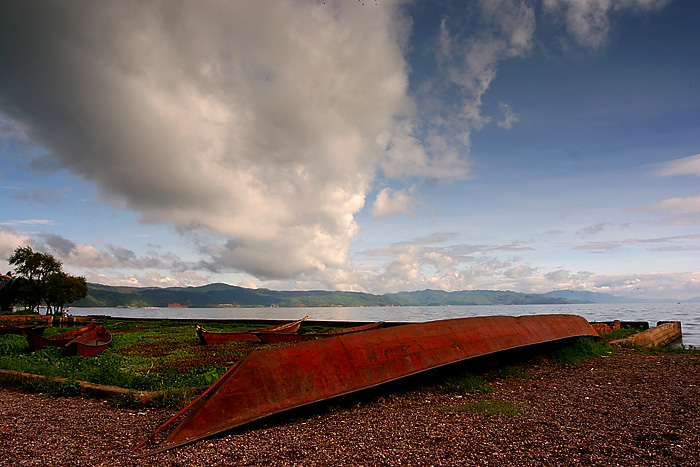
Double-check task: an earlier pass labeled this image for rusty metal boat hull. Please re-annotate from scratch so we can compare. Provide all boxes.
[138,314,597,454]
[26,321,95,351]
[196,316,309,344]
[255,321,385,344]
[64,325,111,357]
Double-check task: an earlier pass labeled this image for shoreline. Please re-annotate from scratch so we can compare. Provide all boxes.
[2,347,698,466]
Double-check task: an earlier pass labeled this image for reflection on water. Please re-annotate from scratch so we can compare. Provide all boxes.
[71,302,700,347]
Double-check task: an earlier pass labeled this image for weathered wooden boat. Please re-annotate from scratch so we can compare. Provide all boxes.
[196,316,309,344]
[26,321,96,351]
[0,323,46,336]
[255,321,385,344]
[64,325,111,357]
[135,314,598,454]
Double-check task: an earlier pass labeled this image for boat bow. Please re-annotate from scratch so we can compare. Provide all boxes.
[137,314,597,454]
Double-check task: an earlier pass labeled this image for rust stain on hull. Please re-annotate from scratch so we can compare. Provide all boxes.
[137,314,598,454]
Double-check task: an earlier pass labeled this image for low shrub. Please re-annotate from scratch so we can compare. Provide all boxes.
[55,379,82,397]
[550,337,610,365]
[0,334,28,356]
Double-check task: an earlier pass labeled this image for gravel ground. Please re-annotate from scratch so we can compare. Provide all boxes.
[1,348,698,467]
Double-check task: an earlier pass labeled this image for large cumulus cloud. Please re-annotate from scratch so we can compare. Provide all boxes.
[0,0,422,280]
[1,0,683,292]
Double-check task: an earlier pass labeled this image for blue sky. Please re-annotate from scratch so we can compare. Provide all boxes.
[1,0,698,300]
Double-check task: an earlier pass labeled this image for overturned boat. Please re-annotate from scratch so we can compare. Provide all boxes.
[196,316,309,344]
[255,321,384,344]
[136,314,597,454]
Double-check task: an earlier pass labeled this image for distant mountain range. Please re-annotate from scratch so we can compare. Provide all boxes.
[543,290,676,304]
[72,284,676,308]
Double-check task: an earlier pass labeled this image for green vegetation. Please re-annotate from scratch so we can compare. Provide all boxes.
[491,365,535,380]
[596,326,646,344]
[0,319,279,405]
[73,282,583,308]
[76,282,403,308]
[438,337,614,415]
[441,374,493,395]
[444,400,530,417]
[391,289,569,306]
[437,336,611,397]
[549,337,611,364]
[2,321,694,412]
[2,246,87,314]
[1,318,363,408]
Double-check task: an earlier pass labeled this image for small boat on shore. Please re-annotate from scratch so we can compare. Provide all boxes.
[136,314,598,454]
[64,325,111,357]
[255,321,384,344]
[26,322,96,351]
[196,316,309,344]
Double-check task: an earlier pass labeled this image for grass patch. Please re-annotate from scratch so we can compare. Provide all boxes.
[16,376,82,397]
[441,373,493,395]
[550,337,611,365]
[444,400,530,417]
[0,318,354,407]
[490,365,535,380]
[0,319,235,402]
[596,327,645,344]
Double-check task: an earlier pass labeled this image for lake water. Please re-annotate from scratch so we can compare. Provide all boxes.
[70,302,700,347]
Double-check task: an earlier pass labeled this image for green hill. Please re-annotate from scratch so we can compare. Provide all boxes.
[74,283,577,308]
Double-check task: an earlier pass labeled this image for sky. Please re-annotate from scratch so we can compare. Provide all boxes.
[1,0,698,300]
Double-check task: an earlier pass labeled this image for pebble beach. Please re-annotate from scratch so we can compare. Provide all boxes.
[1,348,698,467]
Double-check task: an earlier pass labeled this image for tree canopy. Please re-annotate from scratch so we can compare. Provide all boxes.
[2,246,87,314]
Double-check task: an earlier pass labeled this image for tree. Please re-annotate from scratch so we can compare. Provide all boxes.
[45,273,88,314]
[7,246,83,314]
[0,274,15,312]
[0,277,34,312]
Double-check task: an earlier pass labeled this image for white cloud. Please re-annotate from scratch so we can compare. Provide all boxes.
[238,280,259,290]
[641,196,700,216]
[0,219,55,227]
[0,227,33,272]
[655,153,700,177]
[0,1,421,281]
[94,271,209,288]
[497,103,518,130]
[634,195,700,225]
[372,186,418,218]
[543,0,672,48]
[504,264,537,279]
[436,0,535,126]
[531,268,700,300]
[0,226,208,283]
[638,154,700,225]
[574,242,622,252]
[1,0,687,298]
[577,222,608,236]
[379,0,537,185]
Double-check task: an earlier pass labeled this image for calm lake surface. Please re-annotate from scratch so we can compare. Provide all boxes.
[71,302,700,347]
